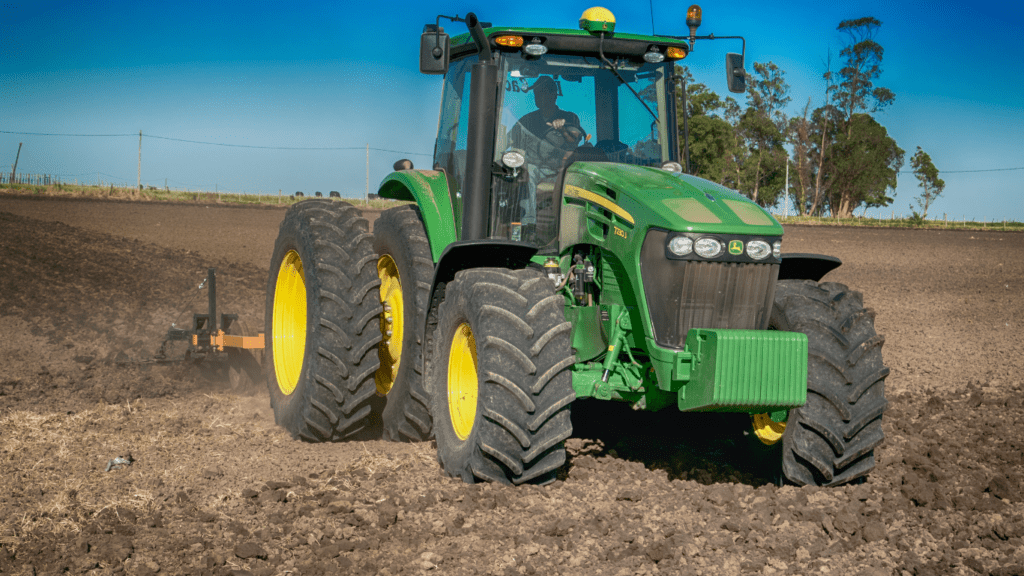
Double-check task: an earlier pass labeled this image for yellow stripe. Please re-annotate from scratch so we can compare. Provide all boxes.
[565,185,635,225]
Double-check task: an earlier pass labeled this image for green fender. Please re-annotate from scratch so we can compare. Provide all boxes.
[378,170,458,262]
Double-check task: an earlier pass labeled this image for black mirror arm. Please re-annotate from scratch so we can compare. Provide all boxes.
[433,14,467,58]
[662,33,745,59]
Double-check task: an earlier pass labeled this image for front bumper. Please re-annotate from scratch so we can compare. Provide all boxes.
[572,328,807,413]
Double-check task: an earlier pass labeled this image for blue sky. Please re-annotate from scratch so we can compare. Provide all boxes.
[2,0,1022,221]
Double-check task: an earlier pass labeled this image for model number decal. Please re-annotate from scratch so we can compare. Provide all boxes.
[614,226,627,239]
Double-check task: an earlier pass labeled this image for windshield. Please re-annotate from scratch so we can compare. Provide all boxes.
[486,51,677,251]
[495,52,677,169]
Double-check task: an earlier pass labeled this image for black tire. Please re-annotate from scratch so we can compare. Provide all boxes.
[749,280,889,486]
[265,200,382,442]
[373,206,435,442]
[429,267,575,485]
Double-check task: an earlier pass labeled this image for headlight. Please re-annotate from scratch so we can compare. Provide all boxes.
[746,240,771,260]
[694,237,723,258]
[773,240,782,259]
[668,236,693,256]
[501,149,525,169]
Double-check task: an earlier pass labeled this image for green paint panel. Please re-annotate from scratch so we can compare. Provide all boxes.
[564,163,783,236]
[678,329,807,412]
[378,170,457,262]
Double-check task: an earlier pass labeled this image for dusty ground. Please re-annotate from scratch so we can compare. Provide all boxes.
[1,197,1023,576]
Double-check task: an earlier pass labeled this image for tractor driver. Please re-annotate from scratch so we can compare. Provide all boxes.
[509,76,584,237]
[511,76,584,169]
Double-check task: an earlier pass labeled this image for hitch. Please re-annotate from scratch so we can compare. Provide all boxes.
[158,268,264,361]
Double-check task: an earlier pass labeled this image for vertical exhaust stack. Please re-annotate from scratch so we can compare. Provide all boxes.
[460,13,497,241]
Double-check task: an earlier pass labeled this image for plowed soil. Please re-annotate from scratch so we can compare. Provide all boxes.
[1,196,1023,576]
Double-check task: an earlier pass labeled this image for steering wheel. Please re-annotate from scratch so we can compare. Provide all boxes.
[541,123,584,151]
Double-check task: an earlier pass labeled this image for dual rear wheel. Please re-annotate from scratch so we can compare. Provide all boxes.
[264,203,436,444]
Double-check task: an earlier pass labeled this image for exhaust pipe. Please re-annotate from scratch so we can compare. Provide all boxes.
[460,13,496,241]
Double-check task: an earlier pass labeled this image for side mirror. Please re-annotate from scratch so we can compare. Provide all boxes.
[420,25,450,75]
[726,52,745,94]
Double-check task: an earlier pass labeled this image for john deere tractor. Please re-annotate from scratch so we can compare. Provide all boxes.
[264,7,888,487]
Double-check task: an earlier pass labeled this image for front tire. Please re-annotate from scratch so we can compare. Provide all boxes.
[753,280,889,486]
[265,200,382,441]
[429,268,575,485]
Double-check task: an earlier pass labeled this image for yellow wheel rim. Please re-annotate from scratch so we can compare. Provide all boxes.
[751,412,787,446]
[272,250,307,395]
[375,254,404,396]
[447,322,478,440]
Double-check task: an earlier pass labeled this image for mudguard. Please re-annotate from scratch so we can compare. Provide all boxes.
[378,170,458,262]
[778,253,842,282]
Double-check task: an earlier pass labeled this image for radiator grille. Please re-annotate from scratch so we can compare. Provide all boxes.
[640,230,779,349]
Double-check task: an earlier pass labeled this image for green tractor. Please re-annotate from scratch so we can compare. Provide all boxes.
[263,7,888,487]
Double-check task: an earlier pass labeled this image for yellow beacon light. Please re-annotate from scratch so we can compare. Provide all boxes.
[579,7,616,34]
[687,5,702,41]
[686,5,703,28]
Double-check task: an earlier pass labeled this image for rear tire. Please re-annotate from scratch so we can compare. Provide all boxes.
[265,200,382,441]
[753,280,889,486]
[373,206,434,442]
[429,268,575,485]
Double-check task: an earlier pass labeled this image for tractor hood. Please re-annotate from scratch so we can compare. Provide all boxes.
[563,162,784,236]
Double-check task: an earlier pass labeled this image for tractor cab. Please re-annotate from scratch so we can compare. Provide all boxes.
[419,7,734,253]
[436,48,681,250]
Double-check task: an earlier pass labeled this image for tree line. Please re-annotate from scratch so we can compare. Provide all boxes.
[676,17,942,218]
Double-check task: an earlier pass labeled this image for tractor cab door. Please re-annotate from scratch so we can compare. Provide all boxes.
[432,57,475,236]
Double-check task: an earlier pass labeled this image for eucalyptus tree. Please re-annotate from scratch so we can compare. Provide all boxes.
[737,61,791,207]
[910,146,945,219]
[799,17,899,218]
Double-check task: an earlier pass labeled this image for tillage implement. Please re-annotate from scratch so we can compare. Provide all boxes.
[262,6,889,487]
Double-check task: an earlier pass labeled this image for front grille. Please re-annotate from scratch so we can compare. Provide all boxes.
[640,229,779,349]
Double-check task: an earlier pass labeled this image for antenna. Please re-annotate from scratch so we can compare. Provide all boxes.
[649,0,656,34]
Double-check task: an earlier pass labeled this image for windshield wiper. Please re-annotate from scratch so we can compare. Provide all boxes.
[597,32,659,124]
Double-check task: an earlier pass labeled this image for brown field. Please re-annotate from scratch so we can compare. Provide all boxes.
[1,196,1022,576]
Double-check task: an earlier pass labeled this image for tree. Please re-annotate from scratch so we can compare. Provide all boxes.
[815,17,897,218]
[827,114,903,217]
[736,108,787,207]
[804,103,842,216]
[739,62,791,206]
[788,99,814,215]
[688,114,734,184]
[830,17,895,134]
[910,146,944,219]
[674,65,740,185]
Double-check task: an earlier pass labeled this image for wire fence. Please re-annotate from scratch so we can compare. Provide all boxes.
[1,173,63,186]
